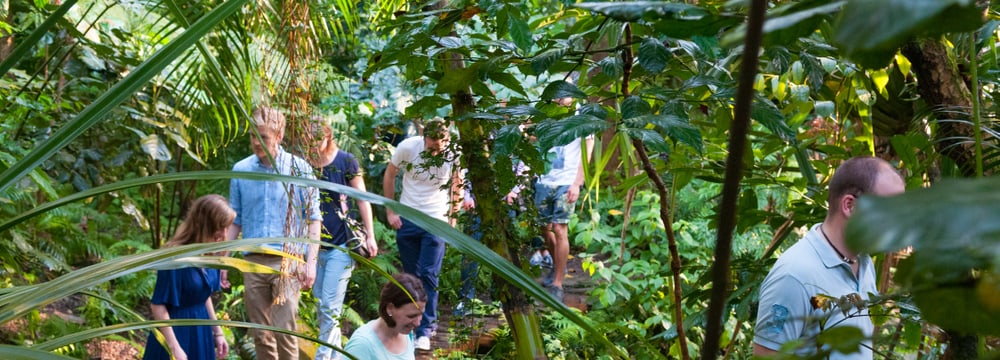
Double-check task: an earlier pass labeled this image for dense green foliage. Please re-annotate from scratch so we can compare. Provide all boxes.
[3,0,1000,359]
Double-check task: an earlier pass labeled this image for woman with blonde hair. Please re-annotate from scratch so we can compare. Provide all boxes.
[143,194,233,360]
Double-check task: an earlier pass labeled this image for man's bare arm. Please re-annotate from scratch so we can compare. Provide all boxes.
[382,163,402,229]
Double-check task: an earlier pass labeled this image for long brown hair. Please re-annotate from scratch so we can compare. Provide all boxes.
[164,194,235,248]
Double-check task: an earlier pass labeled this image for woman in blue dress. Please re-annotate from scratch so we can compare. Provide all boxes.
[143,194,234,360]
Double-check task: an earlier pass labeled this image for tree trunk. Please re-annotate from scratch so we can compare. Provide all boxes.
[701,0,766,357]
[900,38,977,176]
[446,45,547,360]
[901,37,982,359]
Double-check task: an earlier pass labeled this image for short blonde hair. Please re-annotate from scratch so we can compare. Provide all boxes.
[252,107,286,132]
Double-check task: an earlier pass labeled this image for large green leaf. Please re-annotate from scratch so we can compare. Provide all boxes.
[625,128,671,153]
[597,56,623,79]
[751,96,795,141]
[0,0,247,194]
[404,95,450,119]
[509,11,533,54]
[638,37,670,74]
[33,319,359,360]
[723,1,844,48]
[910,282,1000,335]
[433,35,465,49]
[653,13,742,39]
[847,178,1000,256]
[540,80,587,101]
[495,105,544,117]
[530,47,568,75]
[815,326,866,355]
[834,0,982,66]
[0,345,78,360]
[578,103,609,120]
[625,114,703,153]
[764,1,844,37]
[847,177,1000,334]
[0,237,287,323]
[621,95,652,119]
[574,2,699,22]
[494,124,525,157]
[489,71,528,97]
[800,52,827,92]
[534,115,609,150]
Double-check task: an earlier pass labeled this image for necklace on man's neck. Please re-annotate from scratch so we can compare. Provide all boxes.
[819,223,856,264]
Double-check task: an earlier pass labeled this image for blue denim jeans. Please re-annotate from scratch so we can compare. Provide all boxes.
[313,248,354,360]
[396,218,445,338]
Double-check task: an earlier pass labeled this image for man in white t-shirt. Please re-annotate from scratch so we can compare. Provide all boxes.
[382,119,461,351]
[534,123,593,302]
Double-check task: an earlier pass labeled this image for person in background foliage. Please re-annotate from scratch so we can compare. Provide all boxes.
[455,157,531,316]
[344,272,427,360]
[312,121,377,360]
[143,194,233,360]
[225,106,322,360]
[754,156,905,359]
[534,97,594,302]
[454,180,481,317]
[382,118,462,351]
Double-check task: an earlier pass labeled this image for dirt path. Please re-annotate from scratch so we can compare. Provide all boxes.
[416,255,593,359]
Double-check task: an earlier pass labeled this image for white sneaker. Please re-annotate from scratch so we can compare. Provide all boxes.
[415,336,431,351]
[529,251,543,266]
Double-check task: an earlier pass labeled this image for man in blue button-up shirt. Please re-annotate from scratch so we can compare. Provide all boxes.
[225,106,321,360]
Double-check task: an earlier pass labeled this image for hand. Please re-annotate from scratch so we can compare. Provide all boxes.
[215,334,229,359]
[566,185,581,204]
[298,261,317,289]
[505,192,518,205]
[169,347,188,360]
[387,211,402,230]
[365,236,378,258]
[219,270,230,290]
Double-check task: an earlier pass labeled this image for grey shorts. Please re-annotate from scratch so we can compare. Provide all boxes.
[534,183,574,224]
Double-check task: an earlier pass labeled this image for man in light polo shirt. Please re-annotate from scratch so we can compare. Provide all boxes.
[754,156,905,359]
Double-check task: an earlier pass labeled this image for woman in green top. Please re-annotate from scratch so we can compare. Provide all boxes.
[344,273,426,359]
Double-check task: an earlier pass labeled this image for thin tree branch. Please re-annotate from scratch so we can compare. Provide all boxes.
[702,0,767,358]
[622,21,690,360]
